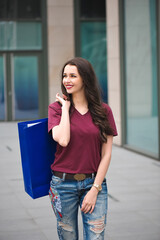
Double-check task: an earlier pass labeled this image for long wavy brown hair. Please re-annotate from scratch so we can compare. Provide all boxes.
[61,57,114,142]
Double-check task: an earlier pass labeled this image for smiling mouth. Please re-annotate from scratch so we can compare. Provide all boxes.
[65,85,73,89]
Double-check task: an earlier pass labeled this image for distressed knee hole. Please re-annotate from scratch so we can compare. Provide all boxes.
[88,215,105,234]
[58,222,73,232]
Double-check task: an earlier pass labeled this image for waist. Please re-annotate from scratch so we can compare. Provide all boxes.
[52,171,97,181]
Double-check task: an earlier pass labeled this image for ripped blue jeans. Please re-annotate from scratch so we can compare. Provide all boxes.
[49,174,108,240]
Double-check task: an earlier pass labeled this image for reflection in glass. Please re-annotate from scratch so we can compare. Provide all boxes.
[13,56,39,120]
[0,22,42,50]
[124,0,159,156]
[81,22,108,102]
[0,56,5,120]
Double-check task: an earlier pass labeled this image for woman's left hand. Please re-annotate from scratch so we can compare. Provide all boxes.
[81,187,99,214]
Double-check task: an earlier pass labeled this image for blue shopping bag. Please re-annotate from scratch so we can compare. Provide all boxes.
[18,118,56,199]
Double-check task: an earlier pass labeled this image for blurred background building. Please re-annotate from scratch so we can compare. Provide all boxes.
[0,0,159,160]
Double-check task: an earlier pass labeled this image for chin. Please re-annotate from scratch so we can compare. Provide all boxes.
[66,89,73,94]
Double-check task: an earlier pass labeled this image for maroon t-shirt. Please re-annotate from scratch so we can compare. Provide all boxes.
[48,102,117,174]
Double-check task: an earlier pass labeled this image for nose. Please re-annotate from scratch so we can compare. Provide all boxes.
[64,76,71,83]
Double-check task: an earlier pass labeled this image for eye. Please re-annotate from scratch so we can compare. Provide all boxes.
[71,74,76,78]
[63,74,67,78]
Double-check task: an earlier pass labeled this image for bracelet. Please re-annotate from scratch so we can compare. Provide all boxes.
[92,183,102,192]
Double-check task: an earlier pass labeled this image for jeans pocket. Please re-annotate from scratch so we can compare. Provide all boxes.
[51,174,63,186]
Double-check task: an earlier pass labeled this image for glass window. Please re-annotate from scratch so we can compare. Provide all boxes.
[0,22,42,50]
[0,1,7,19]
[81,22,108,102]
[124,0,159,157]
[0,56,6,120]
[0,0,16,19]
[77,0,108,102]
[17,0,41,19]
[0,0,41,19]
[12,56,39,120]
[80,0,105,18]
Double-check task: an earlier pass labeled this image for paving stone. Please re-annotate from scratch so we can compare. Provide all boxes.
[0,230,47,240]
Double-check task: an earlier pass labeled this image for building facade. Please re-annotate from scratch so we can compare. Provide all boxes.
[0,0,159,160]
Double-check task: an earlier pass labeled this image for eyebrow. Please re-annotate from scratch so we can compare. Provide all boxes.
[63,72,77,75]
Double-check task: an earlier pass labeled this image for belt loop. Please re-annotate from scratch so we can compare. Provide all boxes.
[92,173,95,179]
[62,173,66,180]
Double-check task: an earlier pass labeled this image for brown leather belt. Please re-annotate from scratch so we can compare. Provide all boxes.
[53,171,96,181]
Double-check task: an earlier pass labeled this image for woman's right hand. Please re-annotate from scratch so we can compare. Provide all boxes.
[56,93,71,110]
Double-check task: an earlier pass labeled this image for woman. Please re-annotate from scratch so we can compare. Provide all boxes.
[48,57,117,240]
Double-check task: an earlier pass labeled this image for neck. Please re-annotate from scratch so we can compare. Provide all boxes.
[72,93,88,108]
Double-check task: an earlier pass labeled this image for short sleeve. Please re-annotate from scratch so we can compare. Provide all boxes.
[48,102,62,134]
[103,103,118,136]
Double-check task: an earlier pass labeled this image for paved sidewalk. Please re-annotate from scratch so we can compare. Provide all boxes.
[0,122,160,240]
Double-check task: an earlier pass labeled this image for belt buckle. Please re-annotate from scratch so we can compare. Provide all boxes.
[74,174,86,181]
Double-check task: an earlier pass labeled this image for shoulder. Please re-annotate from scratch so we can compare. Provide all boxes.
[102,102,112,114]
[102,102,118,135]
[102,102,116,120]
[48,101,62,111]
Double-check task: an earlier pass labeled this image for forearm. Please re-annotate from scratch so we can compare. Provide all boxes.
[93,154,111,186]
[52,106,70,147]
[93,135,113,188]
